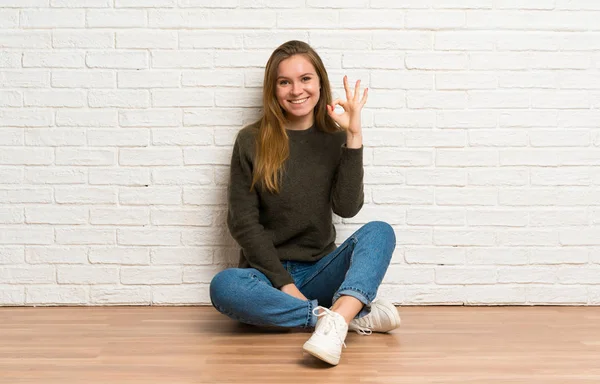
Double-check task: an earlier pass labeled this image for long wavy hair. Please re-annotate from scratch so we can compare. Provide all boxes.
[250,40,339,194]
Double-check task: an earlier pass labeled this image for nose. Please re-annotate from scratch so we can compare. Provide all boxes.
[291,81,302,96]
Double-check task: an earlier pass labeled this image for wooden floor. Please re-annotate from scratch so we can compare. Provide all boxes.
[1,306,599,384]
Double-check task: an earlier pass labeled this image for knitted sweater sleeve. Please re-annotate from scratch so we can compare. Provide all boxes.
[226,133,294,288]
[331,144,364,218]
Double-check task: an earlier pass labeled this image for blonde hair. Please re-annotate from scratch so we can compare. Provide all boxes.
[250,40,339,194]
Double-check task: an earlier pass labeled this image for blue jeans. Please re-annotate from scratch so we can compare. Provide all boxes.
[209,221,396,329]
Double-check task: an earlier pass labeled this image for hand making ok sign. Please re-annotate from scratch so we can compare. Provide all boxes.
[326,75,369,139]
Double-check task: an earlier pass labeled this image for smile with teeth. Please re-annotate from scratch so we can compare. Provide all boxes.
[289,97,308,104]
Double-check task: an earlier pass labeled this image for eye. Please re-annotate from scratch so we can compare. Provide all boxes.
[302,76,311,82]
[279,80,289,85]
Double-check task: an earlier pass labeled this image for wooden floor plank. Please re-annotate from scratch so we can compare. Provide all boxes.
[0,306,599,383]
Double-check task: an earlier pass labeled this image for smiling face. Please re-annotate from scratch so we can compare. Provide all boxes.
[275,54,320,129]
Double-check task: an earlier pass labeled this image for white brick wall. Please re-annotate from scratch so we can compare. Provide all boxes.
[1,1,599,306]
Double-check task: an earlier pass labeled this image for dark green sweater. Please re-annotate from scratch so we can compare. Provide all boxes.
[226,121,364,288]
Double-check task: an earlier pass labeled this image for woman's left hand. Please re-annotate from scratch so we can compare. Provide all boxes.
[327,75,368,138]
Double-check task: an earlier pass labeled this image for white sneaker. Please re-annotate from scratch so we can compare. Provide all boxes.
[349,299,401,335]
[302,306,348,366]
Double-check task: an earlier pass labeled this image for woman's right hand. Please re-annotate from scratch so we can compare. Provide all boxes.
[280,283,308,301]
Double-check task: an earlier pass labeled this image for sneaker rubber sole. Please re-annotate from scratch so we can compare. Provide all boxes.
[302,340,341,366]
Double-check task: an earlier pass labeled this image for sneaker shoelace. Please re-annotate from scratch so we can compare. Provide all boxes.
[312,306,347,348]
[352,315,374,336]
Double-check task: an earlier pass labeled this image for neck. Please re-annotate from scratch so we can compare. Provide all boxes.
[285,114,314,131]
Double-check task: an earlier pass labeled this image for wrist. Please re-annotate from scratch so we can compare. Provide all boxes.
[346,133,363,149]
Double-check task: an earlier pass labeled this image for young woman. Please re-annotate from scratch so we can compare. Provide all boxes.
[209,40,400,366]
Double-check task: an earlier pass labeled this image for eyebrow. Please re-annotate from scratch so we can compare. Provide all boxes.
[276,72,315,80]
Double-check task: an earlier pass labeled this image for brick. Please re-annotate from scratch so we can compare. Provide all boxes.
[530,129,590,147]
[0,286,24,305]
[23,52,85,68]
[24,90,85,107]
[26,286,87,305]
[0,32,50,48]
[372,187,434,204]
[278,10,338,28]
[527,285,587,304]
[0,188,52,203]
[436,73,496,90]
[52,31,114,48]
[343,53,405,70]
[121,266,182,284]
[436,267,497,284]
[25,128,86,146]
[26,206,87,225]
[531,169,590,186]
[90,207,149,226]
[408,91,467,109]
[57,266,119,284]
[0,148,53,165]
[436,187,497,206]
[86,10,147,28]
[151,247,213,265]
[119,109,180,127]
[530,210,589,227]
[89,168,150,186]
[56,148,115,166]
[499,72,557,89]
[55,187,116,204]
[119,71,180,88]
[437,111,497,129]
[179,31,243,49]
[25,167,87,184]
[466,248,527,265]
[116,31,177,49]
[407,208,464,226]
[183,148,231,165]
[26,247,87,264]
[152,128,213,146]
[0,208,23,224]
[91,286,151,305]
[88,129,149,147]
[52,70,115,88]
[437,149,498,167]
[89,90,149,108]
[434,229,496,246]
[21,10,84,28]
[466,209,527,227]
[0,167,23,183]
[89,247,150,265]
[0,266,55,283]
[469,167,529,185]
[183,187,227,206]
[152,285,209,304]
[52,0,111,6]
[56,228,115,245]
[0,90,21,107]
[152,168,212,185]
[152,90,212,107]
[529,248,588,265]
[56,109,117,127]
[0,129,22,146]
[407,52,468,70]
[119,148,181,166]
[120,186,181,205]
[87,51,148,69]
[466,286,526,305]
[468,130,528,147]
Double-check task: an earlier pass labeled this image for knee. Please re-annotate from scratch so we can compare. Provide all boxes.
[364,221,396,247]
[209,268,240,308]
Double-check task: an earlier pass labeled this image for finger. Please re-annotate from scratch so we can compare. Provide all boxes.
[343,75,352,101]
[327,104,341,124]
[331,98,346,111]
[359,88,368,107]
[354,79,361,102]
